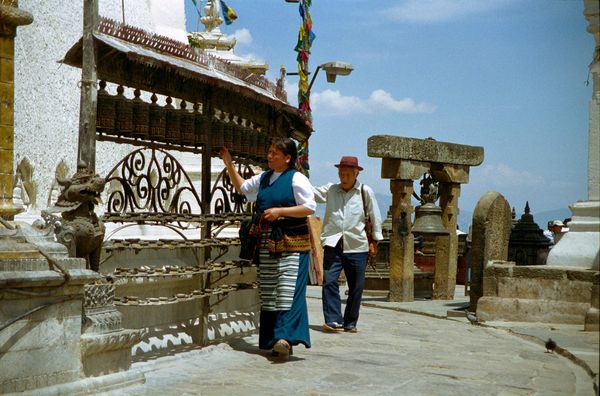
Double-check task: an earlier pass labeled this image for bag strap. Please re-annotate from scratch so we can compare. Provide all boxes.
[360,184,369,222]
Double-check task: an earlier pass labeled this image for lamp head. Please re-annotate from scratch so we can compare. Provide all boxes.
[320,61,354,83]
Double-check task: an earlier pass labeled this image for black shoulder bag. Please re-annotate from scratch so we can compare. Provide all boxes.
[239,211,261,262]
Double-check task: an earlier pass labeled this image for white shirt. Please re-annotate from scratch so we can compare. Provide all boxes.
[240,170,316,211]
[313,181,383,253]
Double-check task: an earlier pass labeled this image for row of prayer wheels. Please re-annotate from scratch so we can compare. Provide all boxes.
[96,81,270,159]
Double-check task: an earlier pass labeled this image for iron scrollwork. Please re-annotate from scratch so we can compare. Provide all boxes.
[105,148,203,222]
[211,161,257,215]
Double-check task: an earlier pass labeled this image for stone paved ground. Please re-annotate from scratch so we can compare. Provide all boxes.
[98,290,597,396]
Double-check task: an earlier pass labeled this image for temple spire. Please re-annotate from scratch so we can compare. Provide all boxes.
[200,0,224,33]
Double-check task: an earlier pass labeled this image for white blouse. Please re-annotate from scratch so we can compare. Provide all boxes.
[240,170,317,212]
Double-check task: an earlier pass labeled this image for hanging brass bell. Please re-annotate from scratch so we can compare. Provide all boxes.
[411,202,449,236]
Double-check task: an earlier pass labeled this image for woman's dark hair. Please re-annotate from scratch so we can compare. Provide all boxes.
[270,137,297,169]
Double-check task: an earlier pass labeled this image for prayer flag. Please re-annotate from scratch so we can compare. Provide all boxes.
[220,0,237,25]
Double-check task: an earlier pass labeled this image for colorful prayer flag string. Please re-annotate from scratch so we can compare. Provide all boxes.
[294,0,314,177]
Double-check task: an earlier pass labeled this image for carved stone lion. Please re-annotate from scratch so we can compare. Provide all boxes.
[47,165,106,272]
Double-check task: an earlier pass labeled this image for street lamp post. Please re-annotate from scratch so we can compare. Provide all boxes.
[287,61,354,94]
[309,61,353,91]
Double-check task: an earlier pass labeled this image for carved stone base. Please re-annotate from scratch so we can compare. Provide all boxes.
[584,281,599,331]
[585,307,600,331]
[546,201,599,270]
[81,329,145,377]
[477,262,598,325]
[81,283,145,377]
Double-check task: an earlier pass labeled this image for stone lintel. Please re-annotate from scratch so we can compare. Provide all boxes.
[368,135,484,166]
[381,158,429,180]
[380,159,471,183]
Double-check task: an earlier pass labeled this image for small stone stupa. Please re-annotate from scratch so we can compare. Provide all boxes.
[508,202,552,266]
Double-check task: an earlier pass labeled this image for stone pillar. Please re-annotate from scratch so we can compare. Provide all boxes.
[77,0,98,171]
[389,179,414,302]
[433,182,460,299]
[586,0,599,201]
[0,3,31,219]
[546,0,600,270]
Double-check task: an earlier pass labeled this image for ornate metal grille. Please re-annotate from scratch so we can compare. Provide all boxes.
[105,148,202,216]
[211,162,258,215]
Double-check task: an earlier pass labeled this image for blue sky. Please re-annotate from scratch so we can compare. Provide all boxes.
[185,0,594,226]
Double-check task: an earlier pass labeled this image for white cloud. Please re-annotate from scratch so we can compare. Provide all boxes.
[312,89,365,114]
[233,28,252,45]
[474,163,543,188]
[384,0,514,24]
[472,163,575,190]
[369,89,437,114]
[311,89,436,115]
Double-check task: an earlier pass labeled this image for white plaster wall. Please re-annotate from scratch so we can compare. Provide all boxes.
[13,1,188,213]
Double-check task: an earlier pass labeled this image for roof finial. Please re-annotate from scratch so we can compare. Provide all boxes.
[201,0,224,33]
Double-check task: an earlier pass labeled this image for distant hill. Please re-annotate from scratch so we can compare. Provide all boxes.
[532,208,572,229]
[314,193,566,233]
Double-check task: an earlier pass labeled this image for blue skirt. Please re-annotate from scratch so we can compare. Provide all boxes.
[258,251,311,350]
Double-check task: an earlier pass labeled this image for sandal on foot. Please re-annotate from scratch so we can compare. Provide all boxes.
[273,340,292,357]
[322,322,344,332]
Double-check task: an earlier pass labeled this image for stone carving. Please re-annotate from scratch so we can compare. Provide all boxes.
[46,159,69,207]
[82,308,123,333]
[84,282,116,309]
[13,156,36,209]
[80,329,146,357]
[416,172,439,204]
[80,281,146,377]
[46,164,106,272]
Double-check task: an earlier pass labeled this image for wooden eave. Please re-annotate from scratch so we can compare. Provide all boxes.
[61,26,311,141]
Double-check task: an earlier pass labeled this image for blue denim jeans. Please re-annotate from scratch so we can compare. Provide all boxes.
[322,245,368,329]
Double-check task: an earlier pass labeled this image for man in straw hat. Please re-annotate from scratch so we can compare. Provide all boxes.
[313,156,383,333]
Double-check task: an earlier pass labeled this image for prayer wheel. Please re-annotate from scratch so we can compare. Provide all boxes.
[131,88,149,139]
[164,96,180,142]
[194,104,208,147]
[115,85,133,135]
[210,117,225,152]
[179,100,195,146]
[148,93,166,140]
[96,80,115,132]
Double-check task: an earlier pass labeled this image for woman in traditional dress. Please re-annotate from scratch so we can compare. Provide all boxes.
[220,137,315,358]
